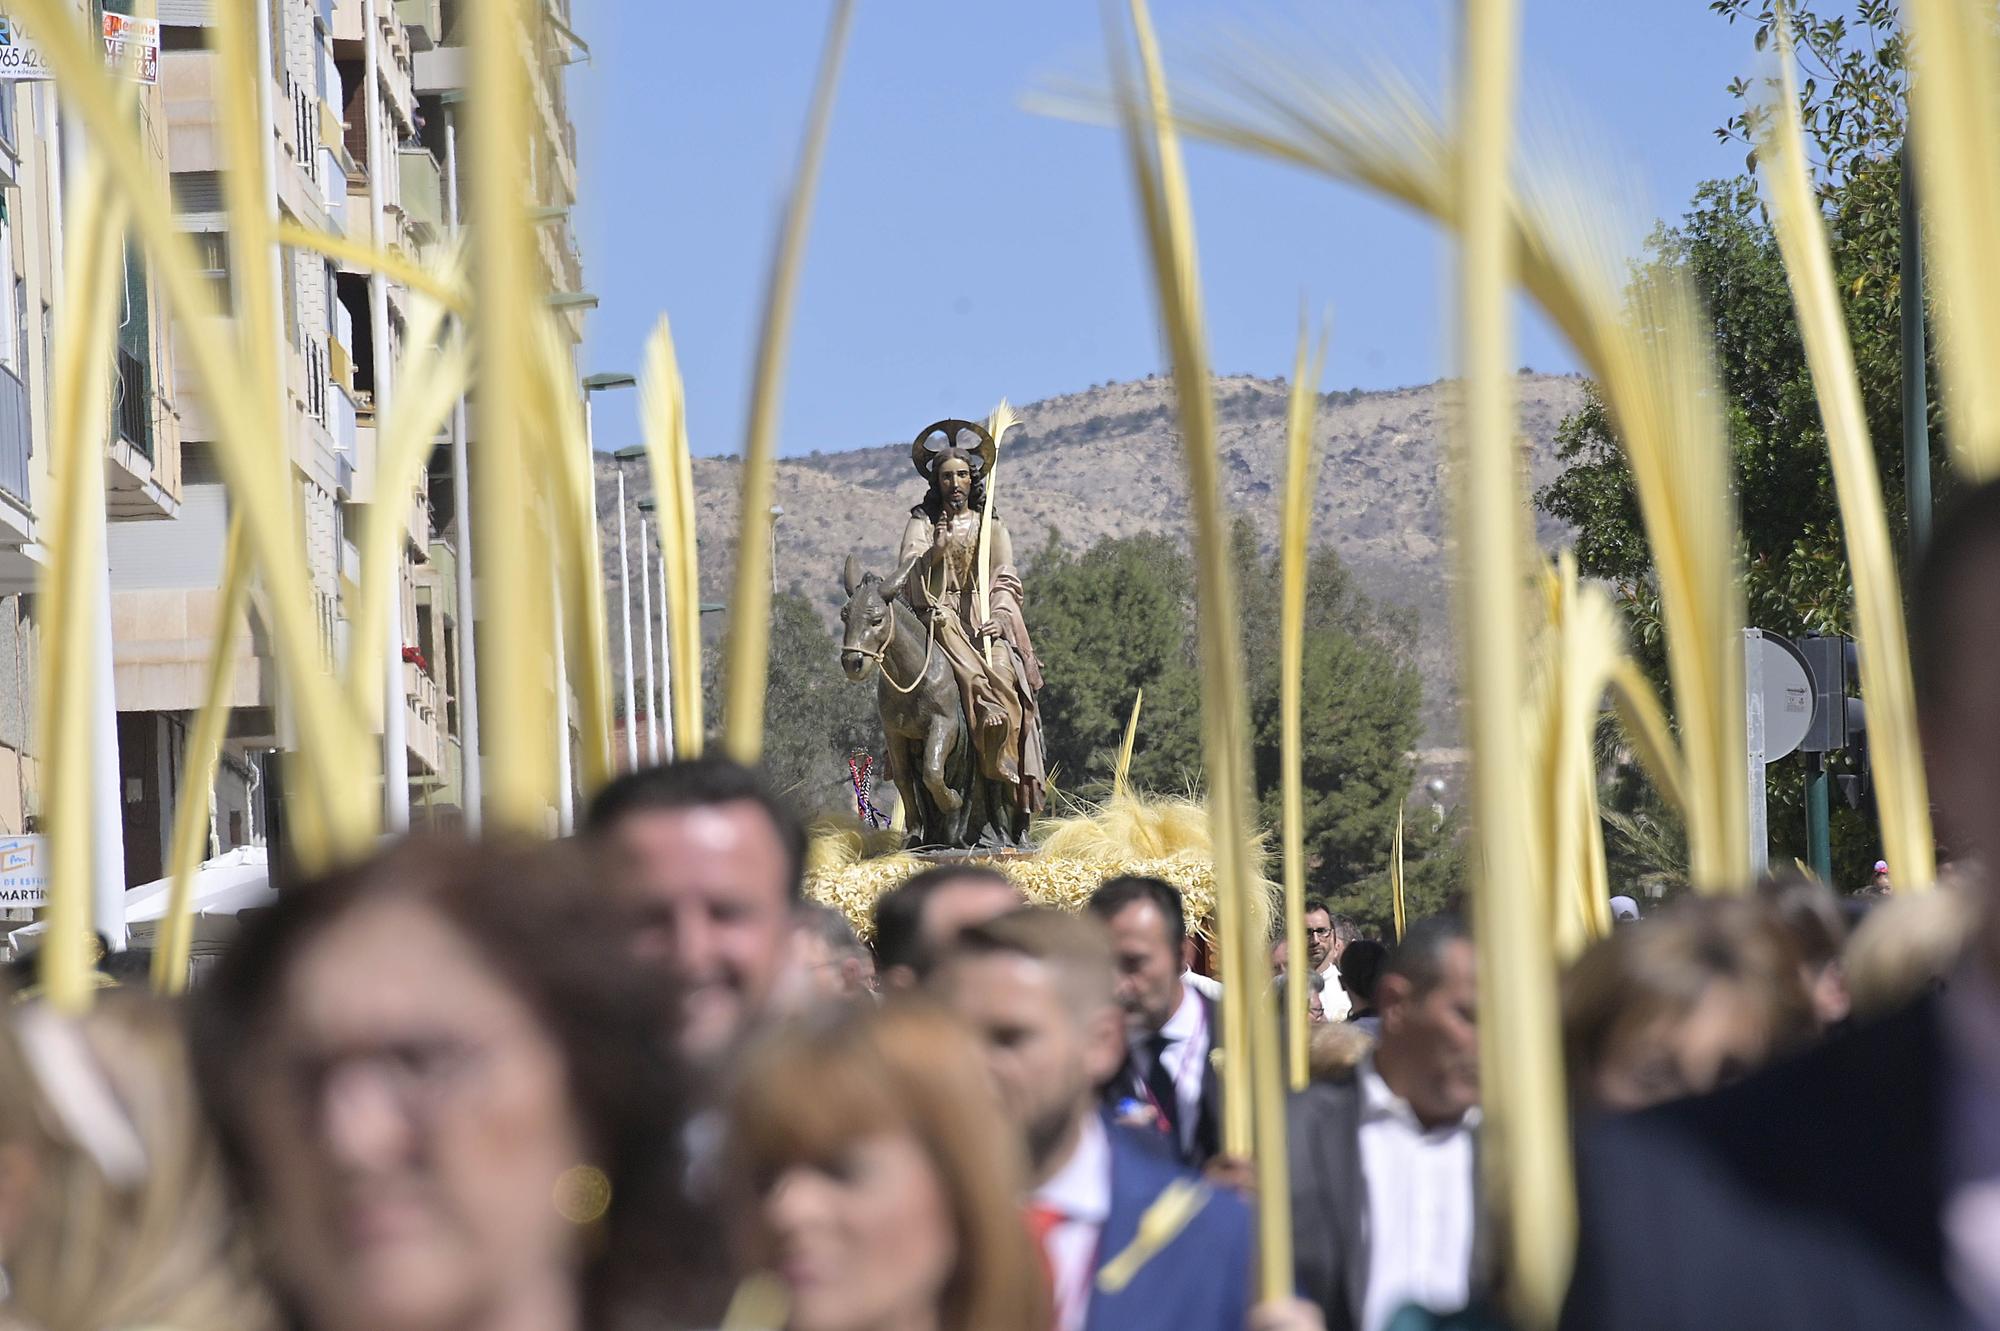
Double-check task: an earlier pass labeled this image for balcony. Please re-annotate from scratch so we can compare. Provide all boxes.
[0,363,30,509]
[395,0,439,50]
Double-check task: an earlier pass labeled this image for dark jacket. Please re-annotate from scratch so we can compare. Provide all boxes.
[1103,992,1223,1168]
[1288,1070,1484,1331]
[1085,1119,1253,1331]
[1561,996,1967,1330]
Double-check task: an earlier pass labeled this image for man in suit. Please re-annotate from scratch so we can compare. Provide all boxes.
[934,908,1321,1331]
[1289,916,1482,1331]
[1559,479,2000,1330]
[1088,875,1223,1167]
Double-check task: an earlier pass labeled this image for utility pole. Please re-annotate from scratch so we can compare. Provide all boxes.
[1804,752,1833,883]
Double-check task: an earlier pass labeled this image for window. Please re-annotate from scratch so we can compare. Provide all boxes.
[13,279,25,383]
[0,86,17,153]
[192,230,230,307]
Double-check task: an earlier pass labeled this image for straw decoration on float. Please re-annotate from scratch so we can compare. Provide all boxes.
[1112,689,1144,800]
[1754,14,1937,892]
[722,0,855,763]
[640,318,706,757]
[1898,0,2000,478]
[1102,0,1291,1299]
[1280,312,1328,1093]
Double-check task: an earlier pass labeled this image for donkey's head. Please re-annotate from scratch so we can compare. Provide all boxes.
[839,554,892,682]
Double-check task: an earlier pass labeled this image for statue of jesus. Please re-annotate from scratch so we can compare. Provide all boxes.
[895,418,1046,842]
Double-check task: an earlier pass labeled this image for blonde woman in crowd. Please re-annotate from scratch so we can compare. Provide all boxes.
[1563,897,1818,1112]
[0,986,274,1331]
[192,836,693,1331]
[723,1001,1047,1331]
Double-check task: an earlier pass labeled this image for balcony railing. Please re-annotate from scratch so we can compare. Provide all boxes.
[114,346,152,460]
[0,362,29,507]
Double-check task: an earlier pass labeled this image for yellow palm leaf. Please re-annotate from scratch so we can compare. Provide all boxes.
[1898,0,2000,477]
[1280,311,1328,1092]
[722,0,856,762]
[1450,0,1575,1320]
[1753,18,1936,891]
[1104,0,1290,1300]
[640,317,706,758]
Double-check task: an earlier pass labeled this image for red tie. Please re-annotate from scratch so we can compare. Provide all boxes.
[1026,1201,1064,1327]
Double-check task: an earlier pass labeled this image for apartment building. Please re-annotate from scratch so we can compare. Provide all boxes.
[409,0,590,818]
[0,10,186,862]
[0,0,593,891]
[99,0,592,875]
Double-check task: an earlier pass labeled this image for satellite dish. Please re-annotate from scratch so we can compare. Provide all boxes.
[1749,630,1814,761]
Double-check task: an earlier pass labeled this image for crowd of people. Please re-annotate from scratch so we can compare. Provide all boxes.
[4,481,2000,1331]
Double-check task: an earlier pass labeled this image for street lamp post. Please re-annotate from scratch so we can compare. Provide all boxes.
[638,496,675,762]
[637,514,660,764]
[584,375,638,775]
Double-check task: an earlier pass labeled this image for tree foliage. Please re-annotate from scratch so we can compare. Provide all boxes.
[703,589,879,816]
[1028,523,1451,911]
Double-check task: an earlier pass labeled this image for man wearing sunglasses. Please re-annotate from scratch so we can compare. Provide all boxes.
[1305,899,1354,1022]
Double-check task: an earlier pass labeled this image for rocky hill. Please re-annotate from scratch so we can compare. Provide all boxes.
[595,371,1587,746]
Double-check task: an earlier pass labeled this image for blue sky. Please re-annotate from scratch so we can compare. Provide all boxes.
[571,2,1757,457]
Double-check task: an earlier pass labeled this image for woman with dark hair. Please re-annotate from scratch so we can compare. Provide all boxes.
[722,1001,1047,1331]
[192,836,689,1331]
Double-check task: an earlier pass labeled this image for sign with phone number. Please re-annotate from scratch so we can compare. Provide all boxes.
[0,16,53,82]
[0,13,161,84]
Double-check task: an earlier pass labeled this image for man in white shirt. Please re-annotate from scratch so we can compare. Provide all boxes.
[1306,898,1355,1022]
[1089,875,1222,1166]
[1289,916,1481,1331]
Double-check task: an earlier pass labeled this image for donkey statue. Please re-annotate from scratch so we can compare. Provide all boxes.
[838,554,975,848]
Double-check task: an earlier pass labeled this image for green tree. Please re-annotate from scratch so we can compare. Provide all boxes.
[1028,530,1203,793]
[1029,524,1438,902]
[704,589,878,816]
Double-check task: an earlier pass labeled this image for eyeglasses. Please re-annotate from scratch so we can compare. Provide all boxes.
[1306,926,1334,939]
